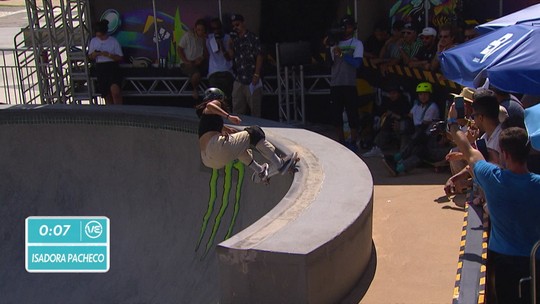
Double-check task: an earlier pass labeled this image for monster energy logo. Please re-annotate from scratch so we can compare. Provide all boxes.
[195,160,245,258]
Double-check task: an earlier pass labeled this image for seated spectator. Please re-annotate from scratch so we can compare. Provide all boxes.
[362,83,411,158]
[88,20,124,105]
[447,115,540,304]
[408,27,438,70]
[178,19,208,100]
[382,82,444,176]
[430,23,458,72]
[364,21,389,59]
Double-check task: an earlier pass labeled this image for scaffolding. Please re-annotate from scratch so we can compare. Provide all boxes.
[18,0,94,104]
[275,42,312,124]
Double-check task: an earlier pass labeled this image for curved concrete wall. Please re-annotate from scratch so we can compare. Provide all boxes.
[0,105,373,303]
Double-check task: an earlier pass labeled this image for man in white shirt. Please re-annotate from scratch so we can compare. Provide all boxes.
[178,19,208,100]
[206,18,234,103]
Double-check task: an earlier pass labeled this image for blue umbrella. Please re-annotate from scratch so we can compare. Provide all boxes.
[440,24,540,95]
[525,103,540,150]
[477,3,540,34]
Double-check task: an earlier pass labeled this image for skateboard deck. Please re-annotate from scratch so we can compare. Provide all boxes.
[255,152,299,184]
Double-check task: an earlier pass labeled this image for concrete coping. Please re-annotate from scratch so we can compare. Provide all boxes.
[0,104,375,303]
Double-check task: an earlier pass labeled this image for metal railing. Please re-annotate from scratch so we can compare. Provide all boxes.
[520,240,540,304]
[0,48,39,104]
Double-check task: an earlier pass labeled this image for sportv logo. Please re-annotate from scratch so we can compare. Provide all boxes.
[474,33,514,64]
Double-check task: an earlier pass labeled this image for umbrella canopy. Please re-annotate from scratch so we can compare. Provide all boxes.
[440,24,540,95]
[525,103,540,149]
[477,3,540,34]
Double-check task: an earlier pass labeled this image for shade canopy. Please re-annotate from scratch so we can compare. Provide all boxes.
[476,3,540,34]
[440,24,540,95]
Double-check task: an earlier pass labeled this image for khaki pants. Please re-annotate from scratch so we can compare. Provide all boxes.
[201,131,253,169]
[232,80,262,117]
[200,129,281,171]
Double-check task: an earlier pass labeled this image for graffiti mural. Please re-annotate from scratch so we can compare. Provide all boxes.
[90,1,219,66]
[196,160,245,258]
[389,0,459,27]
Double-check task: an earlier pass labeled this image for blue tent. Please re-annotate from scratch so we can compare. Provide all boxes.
[477,3,540,34]
[440,24,540,95]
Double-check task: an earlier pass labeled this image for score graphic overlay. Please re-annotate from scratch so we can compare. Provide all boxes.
[25,217,110,273]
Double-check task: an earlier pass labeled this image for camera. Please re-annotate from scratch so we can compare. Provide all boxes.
[214,32,224,40]
[429,120,446,134]
[229,31,238,40]
[326,28,345,46]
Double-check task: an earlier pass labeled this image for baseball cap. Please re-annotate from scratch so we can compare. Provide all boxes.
[403,23,416,32]
[230,14,244,22]
[420,27,437,37]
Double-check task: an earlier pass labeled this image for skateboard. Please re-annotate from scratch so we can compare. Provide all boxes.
[254,152,299,184]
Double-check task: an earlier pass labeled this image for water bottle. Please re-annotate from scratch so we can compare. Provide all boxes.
[343,110,350,141]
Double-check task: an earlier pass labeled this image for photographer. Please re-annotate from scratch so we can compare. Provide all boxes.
[206,18,234,103]
[323,15,364,151]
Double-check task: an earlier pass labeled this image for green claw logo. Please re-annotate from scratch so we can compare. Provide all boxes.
[196,160,245,257]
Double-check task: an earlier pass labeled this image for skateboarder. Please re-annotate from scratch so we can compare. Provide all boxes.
[196,87,297,183]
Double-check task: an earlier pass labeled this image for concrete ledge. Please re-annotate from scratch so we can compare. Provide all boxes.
[0,104,374,303]
[217,125,374,303]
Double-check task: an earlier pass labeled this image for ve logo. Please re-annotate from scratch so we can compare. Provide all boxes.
[476,33,514,64]
[85,221,103,239]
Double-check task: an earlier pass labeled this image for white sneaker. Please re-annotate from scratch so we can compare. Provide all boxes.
[362,146,384,158]
[251,163,269,183]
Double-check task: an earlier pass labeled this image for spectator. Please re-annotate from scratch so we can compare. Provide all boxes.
[382,82,443,175]
[323,15,364,151]
[364,21,389,59]
[444,89,506,197]
[229,14,264,117]
[206,18,234,103]
[88,20,123,105]
[408,27,438,70]
[379,22,422,71]
[430,24,458,72]
[490,86,525,123]
[362,83,411,158]
[447,117,540,304]
[397,23,423,66]
[463,23,479,42]
[374,20,405,65]
[178,18,208,101]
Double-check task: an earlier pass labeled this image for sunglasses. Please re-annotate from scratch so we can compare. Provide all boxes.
[401,31,414,35]
[439,35,451,38]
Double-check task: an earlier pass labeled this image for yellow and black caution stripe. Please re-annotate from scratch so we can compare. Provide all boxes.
[452,203,489,304]
[453,204,469,302]
[363,58,461,90]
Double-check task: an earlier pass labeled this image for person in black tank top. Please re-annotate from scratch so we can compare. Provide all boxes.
[196,88,294,183]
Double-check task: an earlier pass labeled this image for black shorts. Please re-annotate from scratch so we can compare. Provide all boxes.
[95,62,122,97]
[330,85,360,129]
